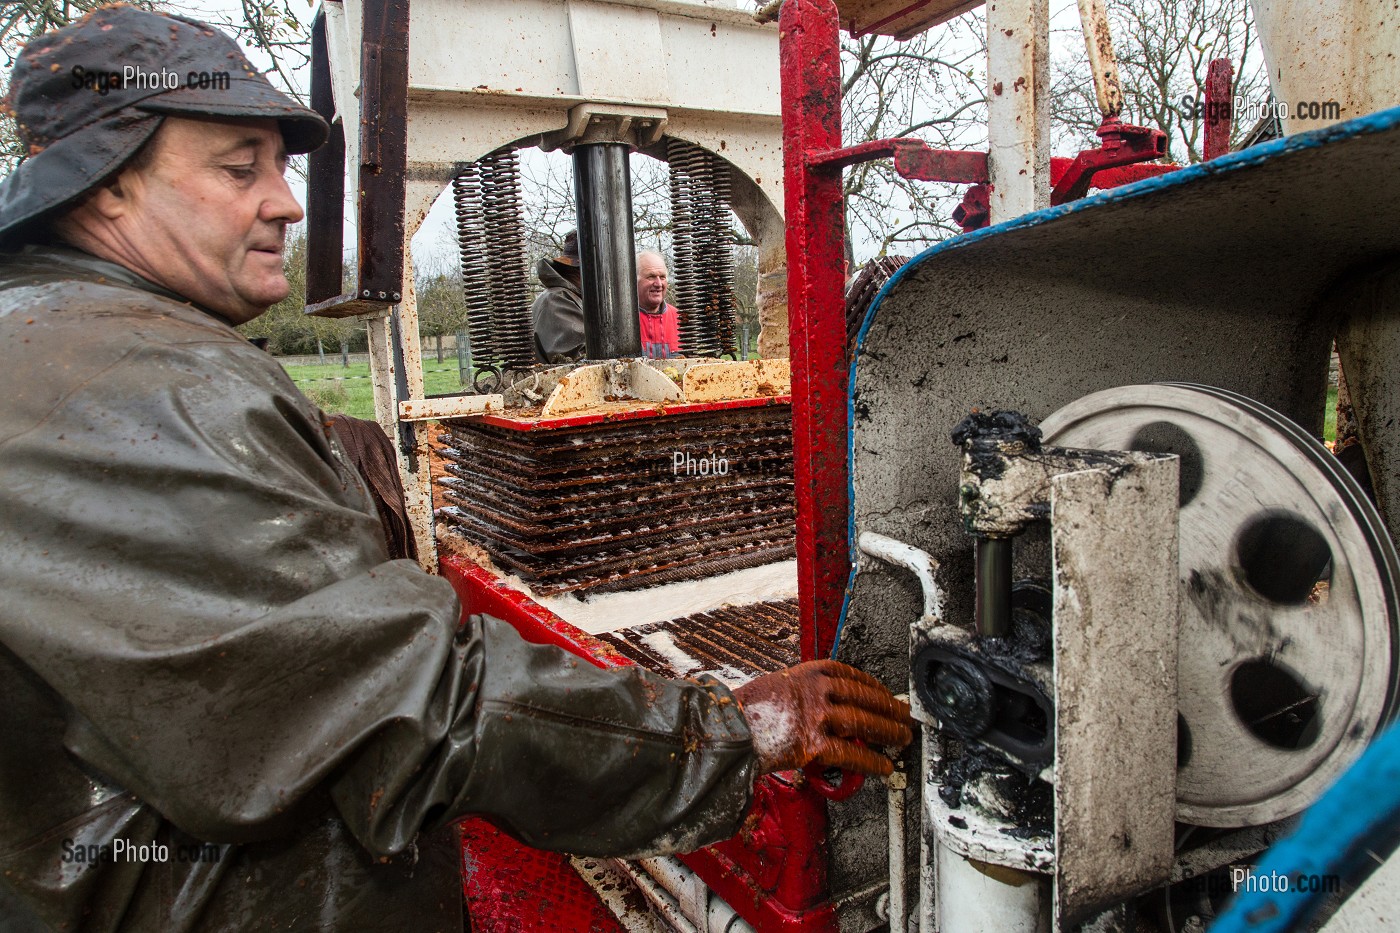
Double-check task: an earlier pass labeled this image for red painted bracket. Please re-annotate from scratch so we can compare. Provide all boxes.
[808,137,988,185]
[1204,57,1236,161]
[1051,117,1169,204]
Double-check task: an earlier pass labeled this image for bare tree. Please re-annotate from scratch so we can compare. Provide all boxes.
[840,11,988,260]
[415,262,467,365]
[1051,0,1267,163]
[0,1,158,172]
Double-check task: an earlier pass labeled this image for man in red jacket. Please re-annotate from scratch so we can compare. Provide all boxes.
[637,249,682,358]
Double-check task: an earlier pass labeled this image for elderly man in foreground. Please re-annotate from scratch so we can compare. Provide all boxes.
[0,8,912,932]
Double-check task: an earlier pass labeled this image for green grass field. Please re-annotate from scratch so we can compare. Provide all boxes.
[280,360,472,420]
[280,359,1344,445]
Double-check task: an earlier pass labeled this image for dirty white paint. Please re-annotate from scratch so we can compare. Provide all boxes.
[1252,0,1400,133]
[1050,457,1179,925]
[986,0,1050,221]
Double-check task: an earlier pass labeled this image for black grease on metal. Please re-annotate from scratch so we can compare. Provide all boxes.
[981,610,1051,665]
[928,656,996,738]
[938,746,1002,809]
[916,638,1053,773]
[951,410,1044,450]
[951,410,1043,480]
[938,750,1054,835]
[998,775,1053,837]
[980,580,1053,664]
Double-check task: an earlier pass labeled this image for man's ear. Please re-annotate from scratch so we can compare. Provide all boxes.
[83,169,137,221]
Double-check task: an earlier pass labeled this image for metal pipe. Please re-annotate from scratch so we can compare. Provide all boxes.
[887,765,909,933]
[627,855,756,933]
[935,841,1050,933]
[1076,0,1124,119]
[572,143,642,359]
[975,537,1013,637]
[858,531,944,624]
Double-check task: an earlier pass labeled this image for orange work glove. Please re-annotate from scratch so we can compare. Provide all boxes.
[731,660,915,777]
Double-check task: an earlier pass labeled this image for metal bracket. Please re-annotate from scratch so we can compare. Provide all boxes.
[537,102,668,153]
[1050,455,1179,927]
[304,294,395,319]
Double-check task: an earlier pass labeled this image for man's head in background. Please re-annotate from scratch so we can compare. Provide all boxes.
[551,229,582,285]
[0,6,326,323]
[637,250,669,313]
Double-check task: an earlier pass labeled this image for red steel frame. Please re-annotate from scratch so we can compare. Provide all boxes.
[444,3,906,927]
[783,0,851,663]
[779,0,1182,658]
[443,556,840,932]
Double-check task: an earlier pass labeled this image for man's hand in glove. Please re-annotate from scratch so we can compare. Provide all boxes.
[731,660,915,777]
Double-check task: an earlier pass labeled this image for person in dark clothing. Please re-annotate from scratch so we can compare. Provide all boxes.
[531,230,586,362]
[0,8,914,933]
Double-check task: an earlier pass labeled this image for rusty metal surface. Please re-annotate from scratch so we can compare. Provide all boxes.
[306,12,347,308]
[834,0,985,40]
[475,395,788,431]
[452,148,534,370]
[782,0,851,662]
[1204,58,1235,160]
[541,360,682,416]
[397,394,502,422]
[1076,0,1124,119]
[682,360,792,403]
[436,406,796,595]
[669,139,740,357]
[356,0,408,304]
[595,599,799,681]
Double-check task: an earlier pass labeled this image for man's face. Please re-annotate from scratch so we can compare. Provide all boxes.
[637,254,669,311]
[111,117,303,324]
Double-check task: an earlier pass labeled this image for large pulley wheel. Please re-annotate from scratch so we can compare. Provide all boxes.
[1041,384,1400,828]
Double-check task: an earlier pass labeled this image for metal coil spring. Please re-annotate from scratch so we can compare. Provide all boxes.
[667,139,708,355]
[478,149,534,369]
[666,139,738,357]
[452,147,534,374]
[452,162,497,366]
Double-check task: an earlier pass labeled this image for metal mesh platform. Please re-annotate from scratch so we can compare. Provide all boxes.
[594,598,800,682]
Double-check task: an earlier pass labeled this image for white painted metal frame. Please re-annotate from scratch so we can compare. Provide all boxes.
[317,0,784,568]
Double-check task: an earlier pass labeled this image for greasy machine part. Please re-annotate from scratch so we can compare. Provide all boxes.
[574,143,643,360]
[1041,383,1400,827]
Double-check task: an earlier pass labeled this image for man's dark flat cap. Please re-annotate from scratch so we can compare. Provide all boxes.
[0,5,328,236]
